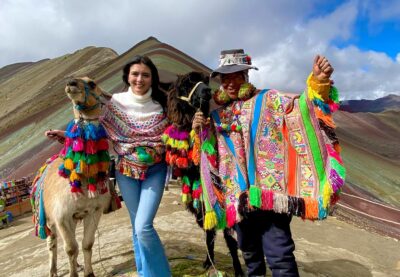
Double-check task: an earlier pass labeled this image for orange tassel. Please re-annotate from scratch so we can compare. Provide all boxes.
[304,197,319,220]
[88,164,98,177]
[315,109,336,128]
[98,161,109,172]
[192,144,200,165]
[176,157,189,168]
[333,143,342,153]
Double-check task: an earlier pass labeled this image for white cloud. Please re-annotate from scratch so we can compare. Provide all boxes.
[0,0,399,100]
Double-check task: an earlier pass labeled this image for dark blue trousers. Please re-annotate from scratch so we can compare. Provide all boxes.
[234,211,299,277]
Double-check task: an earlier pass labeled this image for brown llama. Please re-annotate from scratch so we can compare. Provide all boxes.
[31,77,117,277]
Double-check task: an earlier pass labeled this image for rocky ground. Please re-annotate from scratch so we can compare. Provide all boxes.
[0,182,399,277]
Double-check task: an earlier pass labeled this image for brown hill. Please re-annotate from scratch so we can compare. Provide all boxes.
[340,94,400,113]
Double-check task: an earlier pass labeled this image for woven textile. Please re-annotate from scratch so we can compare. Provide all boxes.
[210,74,345,226]
[101,89,169,179]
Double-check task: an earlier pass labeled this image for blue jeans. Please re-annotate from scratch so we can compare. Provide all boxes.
[116,162,171,277]
[234,211,299,277]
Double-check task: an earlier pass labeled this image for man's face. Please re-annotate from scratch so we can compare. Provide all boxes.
[220,72,246,100]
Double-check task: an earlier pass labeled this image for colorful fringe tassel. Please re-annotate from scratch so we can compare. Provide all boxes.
[58,120,110,196]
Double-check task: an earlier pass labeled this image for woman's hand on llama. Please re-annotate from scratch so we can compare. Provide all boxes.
[45,129,66,144]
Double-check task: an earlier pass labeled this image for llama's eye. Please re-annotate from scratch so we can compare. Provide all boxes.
[88,81,96,89]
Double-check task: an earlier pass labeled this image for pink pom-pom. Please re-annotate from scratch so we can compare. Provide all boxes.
[88,184,96,192]
[85,140,97,154]
[65,137,73,147]
[59,146,67,157]
[329,102,340,112]
[97,138,109,151]
[192,188,202,199]
[207,155,217,168]
[261,190,274,210]
[58,170,68,178]
[72,138,84,152]
[182,184,191,194]
[226,205,236,228]
[71,186,83,194]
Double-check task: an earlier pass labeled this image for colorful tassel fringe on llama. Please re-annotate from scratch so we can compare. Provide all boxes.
[162,125,192,169]
[58,120,110,198]
[31,155,58,239]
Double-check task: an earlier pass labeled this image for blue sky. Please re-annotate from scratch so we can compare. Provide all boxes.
[330,1,400,58]
[0,0,399,100]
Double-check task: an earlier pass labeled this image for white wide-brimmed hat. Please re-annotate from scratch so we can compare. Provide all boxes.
[211,49,258,77]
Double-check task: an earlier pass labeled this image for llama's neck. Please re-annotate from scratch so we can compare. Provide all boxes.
[73,108,102,121]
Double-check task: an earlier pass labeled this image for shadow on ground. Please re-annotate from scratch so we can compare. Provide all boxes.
[110,240,240,277]
[110,240,372,277]
[300,259,372,277]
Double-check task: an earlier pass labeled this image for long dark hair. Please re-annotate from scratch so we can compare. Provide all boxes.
[122,55,167,111]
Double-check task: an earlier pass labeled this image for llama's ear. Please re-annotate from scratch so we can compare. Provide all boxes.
[204,75,210,85]
[100,89,112,102]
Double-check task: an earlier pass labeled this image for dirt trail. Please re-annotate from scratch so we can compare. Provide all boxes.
[0,183,399,277]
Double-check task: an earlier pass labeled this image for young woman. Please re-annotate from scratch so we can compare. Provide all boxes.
[46,55,171,277]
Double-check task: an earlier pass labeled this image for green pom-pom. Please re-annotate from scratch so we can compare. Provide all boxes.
[201,140,216,155]
[216,211,227,230]
[182,176,190,186]
[65,148,74,159]
[249,186,262,208]
[330,86,339,103]
[73,152,83,163]
[98,151,111,162]
[192,180,200,190]
[86,154,99,164]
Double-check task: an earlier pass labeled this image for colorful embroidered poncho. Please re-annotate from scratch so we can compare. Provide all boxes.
[207,74,345,228]
[101,89,169,179]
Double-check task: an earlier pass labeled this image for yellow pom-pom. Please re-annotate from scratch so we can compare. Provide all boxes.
[69,170,80,182]
[64,159,74,171]
[178,140,189,150]
[79,160,87,175]
[204,211,218,230]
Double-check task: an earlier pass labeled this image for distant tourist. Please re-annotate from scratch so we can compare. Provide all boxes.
[192,49,345,276]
